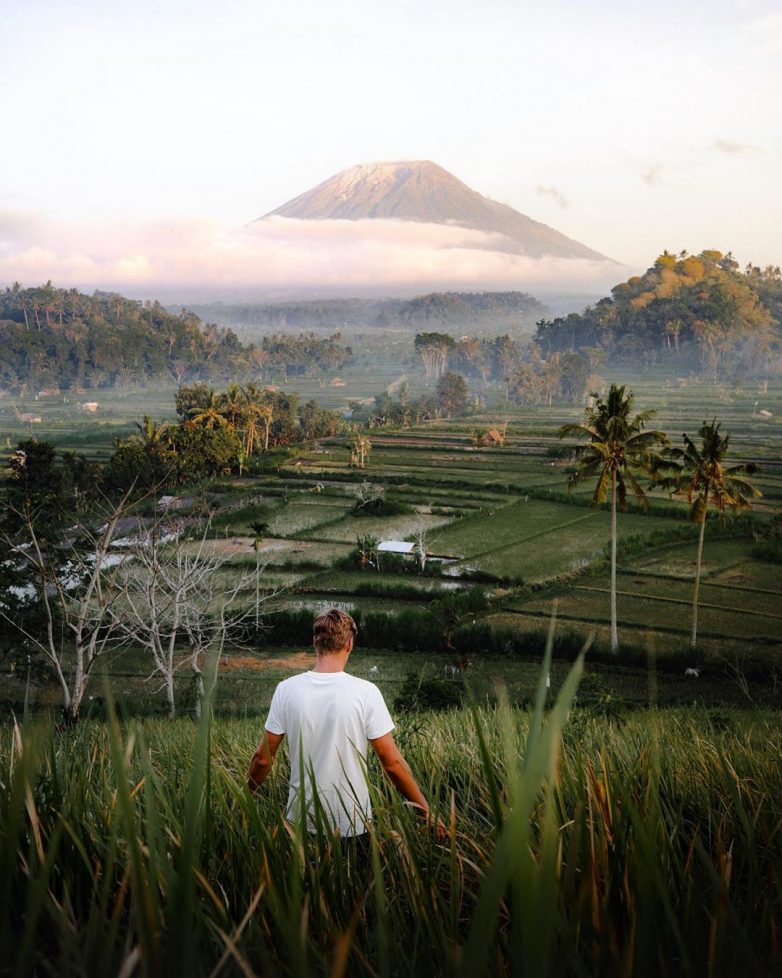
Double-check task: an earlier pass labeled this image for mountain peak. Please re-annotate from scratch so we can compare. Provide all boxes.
[257,160,612,262]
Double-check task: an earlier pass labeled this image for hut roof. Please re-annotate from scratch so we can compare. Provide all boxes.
[377,540,415,554]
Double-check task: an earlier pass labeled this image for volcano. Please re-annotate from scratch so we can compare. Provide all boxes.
[256,160,612,262]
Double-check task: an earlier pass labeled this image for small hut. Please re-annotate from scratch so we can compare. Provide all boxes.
[480,428,505,447]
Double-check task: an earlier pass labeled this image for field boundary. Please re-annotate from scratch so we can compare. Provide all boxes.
[575,585,782,620]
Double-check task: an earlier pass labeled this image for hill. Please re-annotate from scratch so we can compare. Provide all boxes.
[185,290,547,335]
[0,285,352,390]
[257,160,612,262]
[534,251,782,378]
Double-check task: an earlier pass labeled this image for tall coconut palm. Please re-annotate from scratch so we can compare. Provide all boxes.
[560,384,668,653]
[258,404,274,452]
[188,390,230,430]
[222,383,245,431]
[250,519,269,630]
[241,384,263,456]
[660,420,760,651]
[134,415,168,447]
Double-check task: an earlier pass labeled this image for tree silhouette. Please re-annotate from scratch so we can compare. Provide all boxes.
[659,420,760,651]
[560,384,668,653]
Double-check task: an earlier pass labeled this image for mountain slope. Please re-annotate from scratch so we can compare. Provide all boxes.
[257,160,611,262]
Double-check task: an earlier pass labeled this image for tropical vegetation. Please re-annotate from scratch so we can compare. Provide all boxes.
[536,250,782,377]
[659,420,761,650]
[0,655,779,977]
[560,384,669,652]
[0,284,353,389]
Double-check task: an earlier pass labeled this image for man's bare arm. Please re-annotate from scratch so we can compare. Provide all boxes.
[370,732,445,839]
[247,730,284,794]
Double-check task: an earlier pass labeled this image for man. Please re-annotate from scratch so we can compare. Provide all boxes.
[247,608,442,840]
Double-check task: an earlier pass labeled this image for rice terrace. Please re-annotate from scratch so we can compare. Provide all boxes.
[1,334,781,976]
[2,4,782,973]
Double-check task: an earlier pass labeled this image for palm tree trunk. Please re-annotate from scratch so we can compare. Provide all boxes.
[610,469,619,654]
[255,547,261,631]
[691,509,707,651]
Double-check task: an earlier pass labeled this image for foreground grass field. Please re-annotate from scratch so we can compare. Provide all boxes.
[1,652,780,978]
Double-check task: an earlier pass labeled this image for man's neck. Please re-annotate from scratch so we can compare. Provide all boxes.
[312,650,350,673]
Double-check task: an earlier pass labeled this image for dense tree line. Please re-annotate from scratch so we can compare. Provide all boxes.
[187,291,546,332]
[507,350,595,406]
[0,284,354,390]
[414,332,519,381]
[257,332,353,376]
[355,371,473,427]
[535,251,782,377]
[107,383,344,490]
[378,291,545,329]
[0,284,246,389]
[413,331,593,405]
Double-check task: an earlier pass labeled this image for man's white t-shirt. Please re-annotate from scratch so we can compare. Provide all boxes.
[264,670,395,837]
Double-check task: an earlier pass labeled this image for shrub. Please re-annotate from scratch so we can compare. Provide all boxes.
[393,672,465,712]
[353,497,411,517]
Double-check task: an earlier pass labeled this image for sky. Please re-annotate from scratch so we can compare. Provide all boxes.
[1,0,780,299]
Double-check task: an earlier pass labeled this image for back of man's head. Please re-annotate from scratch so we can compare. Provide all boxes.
[313,608,357,654]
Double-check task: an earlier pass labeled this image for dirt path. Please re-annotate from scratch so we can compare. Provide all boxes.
[219,652,313,672]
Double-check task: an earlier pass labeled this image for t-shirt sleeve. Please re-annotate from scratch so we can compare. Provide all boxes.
[264,683,286,735]
[365,683,395,740]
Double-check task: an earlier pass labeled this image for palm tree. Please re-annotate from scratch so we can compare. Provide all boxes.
[188,390,230,430]
[659,420,760,651]
[133,415,168,447]
[258,404,274,452]
[222,383,245,431]
[356,534,380,572]
[241,384,264,456]
[250,519,269,630]
[560,384,668,653]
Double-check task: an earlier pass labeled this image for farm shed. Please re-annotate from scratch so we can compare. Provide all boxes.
[377,541,415,555]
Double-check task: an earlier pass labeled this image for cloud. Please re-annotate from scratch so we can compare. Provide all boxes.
[641,163,664,188]
[535,185,570,208]
[743,12,782,52]
[711,138,763,155]
[0,213,617,297]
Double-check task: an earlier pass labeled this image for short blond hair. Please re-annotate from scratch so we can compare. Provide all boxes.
[313,608,357,654]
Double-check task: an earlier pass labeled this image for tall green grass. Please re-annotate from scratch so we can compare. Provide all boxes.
[0,648,780,976]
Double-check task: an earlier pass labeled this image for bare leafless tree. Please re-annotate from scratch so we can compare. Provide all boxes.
[113,520,277,717]
[351,480,384,509]
[0,490,136,723]
[409,523,428,574]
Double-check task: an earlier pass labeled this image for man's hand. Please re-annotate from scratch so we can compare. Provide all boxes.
[247,730,284,794]
[370,732,448,842]
[427,812,449,844]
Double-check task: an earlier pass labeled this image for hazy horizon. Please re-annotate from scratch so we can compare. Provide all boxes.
[2,0,780,300]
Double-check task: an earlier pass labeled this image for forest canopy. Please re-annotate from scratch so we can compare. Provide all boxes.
[186,291,546,333]
[0,284,353,390]
[534,251,782,378]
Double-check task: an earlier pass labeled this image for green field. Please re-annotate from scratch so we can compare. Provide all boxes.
[2,373,781,717]
[1,683,779,977]
[2,371,782,978]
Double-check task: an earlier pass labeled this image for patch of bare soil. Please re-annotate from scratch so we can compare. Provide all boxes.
[219,652,313,672]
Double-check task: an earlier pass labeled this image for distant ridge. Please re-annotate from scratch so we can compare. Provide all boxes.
[257,160,612,263]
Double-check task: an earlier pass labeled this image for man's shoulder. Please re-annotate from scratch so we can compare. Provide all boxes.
[343,673,380,693]
[272,671,311,695]
[344,674,388,705]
